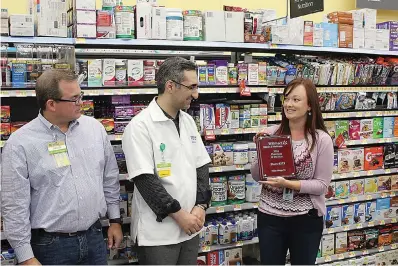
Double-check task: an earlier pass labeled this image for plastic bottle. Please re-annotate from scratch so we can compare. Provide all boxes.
[245,174,262,203]
[166,8,183,41]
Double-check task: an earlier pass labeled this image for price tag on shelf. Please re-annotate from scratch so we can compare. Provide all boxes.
[104,89,113,95]
[236,241,243,247]
[233,204,242,211]
[327,228,335,234]
[382,193,388,198]
[356,223,363,229]
[366,195,373,200]
[353,172,360,177]
[201,246,211,252]
[235,128,243,134]
[392,218,397,223]
[325,256,332,262]
[357,112,364,117]
[213,167,222,173]
[380,220,386,225]
[76,38,86,44]
[361,140,368,145]
[379,246,385,252]
[216,206,224,213]
[204,129,216,141]
[376,111,383,116]
[385,169,392,174]
[368,221,375,227]
[268,115,276,121]
[390,192,396,197]
[114,135,122,140]
[392,244,397,249]
[349,252,356,258]
[344,225,350,231]
[351,196,359,202]
[235,165,245,170]
[362,250,369,255]
[338,199,346,204]
[16,90,27,97]
[365,111,371,117]
[337,254,345,260]
[1,90,10,97]
[221,129,229,135]
[0,141,5,148]
[368,170,374,176]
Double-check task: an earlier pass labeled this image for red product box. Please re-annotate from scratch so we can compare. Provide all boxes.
[1,123,11,140]
[349,120,361,140]
[1,106,10,123]
[215,103,231,129]
[364,147,384,170]
[207,251,225,266]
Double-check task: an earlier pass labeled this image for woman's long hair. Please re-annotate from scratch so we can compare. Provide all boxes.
[275,78,328,151]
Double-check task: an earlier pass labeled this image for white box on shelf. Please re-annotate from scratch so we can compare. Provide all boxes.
[136,3,152,39]
[288,17,304,45]
[35,0,67,37]
[364,29,376,50]
[76,10,96,24]
[1,8,8,19]
[224,11,244,43]
[1,26,8,35]
[353,28,365,49]
[74,0,96,10]
[271,25,289,44]
[359,8,377,30]
[10,26,34,36]
[151,6,166,40]
[203,11,226,42]
[102,59,116,86]
[9,14,34,25]
[75,24,96,38]
[1,18,8,27]
[376,29,390,51]
[350,10,364,29]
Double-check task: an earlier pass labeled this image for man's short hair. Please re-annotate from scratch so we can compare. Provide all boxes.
[35,69,77,110]
[156,57,197,94]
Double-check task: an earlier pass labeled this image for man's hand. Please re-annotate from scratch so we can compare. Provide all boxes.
[170,209,202,236]
[108,223,123,249]
[191,206,205,227]
[21,257,41,265]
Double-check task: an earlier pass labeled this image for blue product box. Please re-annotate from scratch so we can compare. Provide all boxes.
[321,23,338,48]
[11,63,27,88]
[341,204,354,225]
[383,117,394,138]
[325,206,342,228]
[365,201,376,222]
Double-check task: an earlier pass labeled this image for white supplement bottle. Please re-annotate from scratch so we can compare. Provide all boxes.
[166,8,183,41]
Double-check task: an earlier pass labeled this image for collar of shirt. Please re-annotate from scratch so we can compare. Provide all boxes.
[38,112,80,132]
[149,97,180,122]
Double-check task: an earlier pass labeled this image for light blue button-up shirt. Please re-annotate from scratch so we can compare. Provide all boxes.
[1,113,120,263]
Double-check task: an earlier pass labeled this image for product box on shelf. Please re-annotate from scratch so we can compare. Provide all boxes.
[119,193,128,218]
[207,250,225,266]
[365,177,378,194]
[88,59,102,87]
[364,228,378,249]
[384,144,396,169]
[373,117,384,139]
[321,23,338,47]
[335,180,349,199]
[335,232,348,254]
[96,10,116,39]
[383,117,395,138]
[136,3,152,39]
[230,105,239,129]
[215,104,231,129]
[379,225,393,246]
[9,14,34,37]
[325,206,342,228]
[376,29,390,51]
[365,201,376,222]
[338,23,353,48]
[322,234,335,256]
[303,21,314,46]
[213,143,233,166]
[288,17,304,45]
[127,60,144,86]
[203,11,226,42]
[200,104,215,133]
[333,152,338,174]
[338,149,353,174]
[76,59,88,87]
[98,118,114,134]
[34,0,68,37]
[349,10,364,29]
[74,0,96,10]
[389,197,398,218]
[248,63,259,85]
[313,23,324,46]
[376,198,391,220]
[325,182,336,200]
[224,248,243,265]
[349,120,360,140]
[353,203,366,223]
[224,11,244,43]
[348,230,365,251]
[364,29,376,49]
[214,60,228,85]
[359,8,377,30]
[377,21,398,51]
[350,179,364,195]
[353,28,365,49]
[342,204,354,225]
[151,6,166,40]
[392,175,398,190]
[325,121,336,142]
[81,100,94,116]
[335,120,349,141]
[360,119,373,139]
[364,147,384,171]
[102,59,116,86]
[1,106,10,123]
[0,123,11,140]
[378,175,392,192]
[351,148,364,172]
[72,24,97,38]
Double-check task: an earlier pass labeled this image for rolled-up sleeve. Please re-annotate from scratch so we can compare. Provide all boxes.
[1,142,34,263]
[101,127,121,219]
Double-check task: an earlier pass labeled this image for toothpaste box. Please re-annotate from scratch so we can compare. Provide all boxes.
[88,59,102,87]
[215,104,231,129]
[102,59,116,86]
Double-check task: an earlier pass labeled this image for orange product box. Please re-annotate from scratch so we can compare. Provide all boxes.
[1,106,10,123]
[11,122,28,133]
[338,24,353,48]
[1,123,11,140]
[304,21,314,46]
[364,147,384,171]
[97,118,114,134]
[329,17,354,25]
[327,12,353,19]
[394,117,398,137]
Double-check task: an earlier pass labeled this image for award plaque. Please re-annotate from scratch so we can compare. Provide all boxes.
[255,135,296,180]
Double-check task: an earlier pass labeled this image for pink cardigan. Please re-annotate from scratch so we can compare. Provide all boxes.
[251,125,334,216]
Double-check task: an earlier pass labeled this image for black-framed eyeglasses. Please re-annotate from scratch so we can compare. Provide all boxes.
[55,92,84,105]
[171,80,198,91]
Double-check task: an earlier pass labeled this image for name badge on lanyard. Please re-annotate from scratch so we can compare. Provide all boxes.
[156,143,171,178]
[283,187,294,202]
[48,140,71,168]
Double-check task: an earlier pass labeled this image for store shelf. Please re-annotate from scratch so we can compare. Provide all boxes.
[332,168,398,180]
[268,86,398,94]
[341,138,398,146]
[1,90,36,97]
[199,237,259,253]
[199,87,268,93]
[322,218,398,235]
[207,202,259,214]
[2,36,75,45]
[326,191,398,206]
[204,127,266,137]
[316,243,398,264]
[268,110,398,121]
[209,164,252,173]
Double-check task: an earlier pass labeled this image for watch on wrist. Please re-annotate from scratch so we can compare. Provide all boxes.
[109,218,123,225]
[196,203,209,211]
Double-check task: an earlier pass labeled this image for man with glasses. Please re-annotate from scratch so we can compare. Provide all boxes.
[1,69,123,265]
[122,57,211,265]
